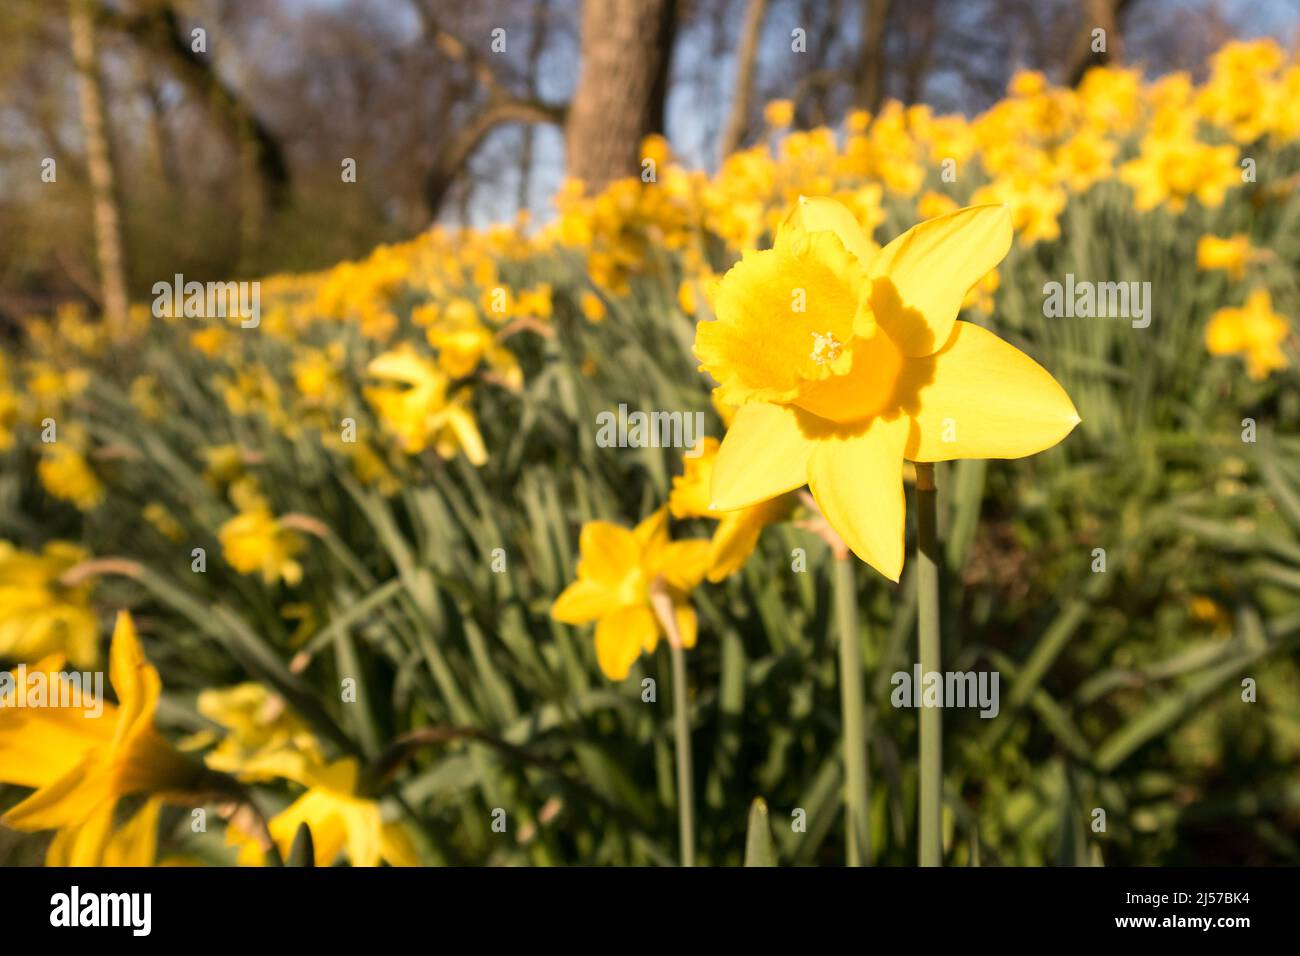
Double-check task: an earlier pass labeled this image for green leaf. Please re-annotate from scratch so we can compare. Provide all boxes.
[744,798,776,867]
[286,822,315,867]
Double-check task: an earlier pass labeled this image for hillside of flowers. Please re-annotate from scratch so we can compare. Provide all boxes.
[1,39,1298,866]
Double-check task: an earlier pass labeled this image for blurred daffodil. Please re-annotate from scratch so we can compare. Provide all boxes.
[669,438,794,581]
[1205,288,1290,380]
[227,758,418,867]
[218,484,306,586]
[551,508,710,680]
[0,540,98,667]
[0,613,207,863]
[38,443,104,511]
[1196,233,1257,281]
[191,682,324,783]
[694,197,1079,581]
[764,99,795,128]
[365,347,487,465]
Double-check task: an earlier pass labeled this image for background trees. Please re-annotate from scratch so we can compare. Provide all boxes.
[0,0,1286,327]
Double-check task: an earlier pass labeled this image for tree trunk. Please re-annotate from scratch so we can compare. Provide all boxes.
[565,0,678,193]
[68,0,128,335]
[855,0,892,112]
[1066,0,1136,86]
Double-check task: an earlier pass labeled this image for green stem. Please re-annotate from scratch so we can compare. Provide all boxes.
[670,642,696,867]
[915,462,943,866]
[834,555,871,866]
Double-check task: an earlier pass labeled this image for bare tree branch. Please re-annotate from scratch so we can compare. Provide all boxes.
[719,0,769,159]
[96,2,291,209]
[410,0,568,217]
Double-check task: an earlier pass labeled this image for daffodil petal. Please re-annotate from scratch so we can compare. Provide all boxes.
[594,606,657,680]
[340,799,384,868]
[711,402,815,510]
[1,751,107,831]
[869,204,1012,356]
[707,511,765,582]
[380,822,421,867]
[102,798,163,867]
[807,414,909,582]
[550,579,614,624]
[366,349,440,386]
[633,507,671,551]
[901,321,1081,462]
[46,800,117,866]
[706,496,791,581]
[658,539,711,592]
[107,611,162,749]
[441,406,487,466]
[791,196,877,265]
[575,522,640,585]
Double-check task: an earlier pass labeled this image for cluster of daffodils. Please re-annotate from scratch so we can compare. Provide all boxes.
[557,43,1294,394]
[0,613,415,866]
[1196,234,1289,379]
[551,198,1080,677]
[0,39,1294,863]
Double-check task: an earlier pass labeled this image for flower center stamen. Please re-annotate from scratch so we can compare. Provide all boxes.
[810,331,843,367]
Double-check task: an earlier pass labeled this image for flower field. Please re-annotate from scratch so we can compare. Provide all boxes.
[1,39,1298,867]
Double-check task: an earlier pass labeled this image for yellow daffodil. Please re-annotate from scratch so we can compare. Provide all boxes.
[227,758,418,867]
[694,197,1079,581]
[364,347,487,465]
[291,348,344,407]
[128,375,165,422]
[218,484,306,586]
[669,438,794,581]
[917,191,958,220]
[961,267,1000,313]
[200,443,251,489]
[764,99,795,128]
[38,443,105,511]
[424,301,523,388]
[0,613,206,863]
[190,325,230,356]
[551,508,710,680]
[1205,288,1290,380]
[1119,129,1239,212]
[1196,234,1256,281]
[0,540,98,667]
[580,291,607,322]
[187,684,414,867]
[191,683,324,783]
[143,502,186,542]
